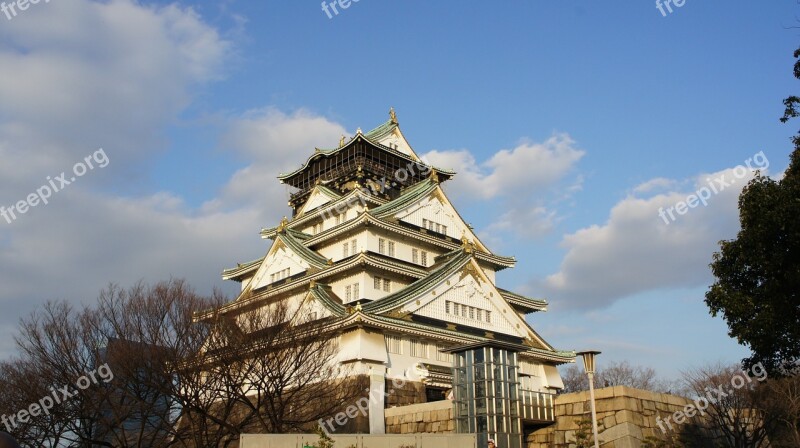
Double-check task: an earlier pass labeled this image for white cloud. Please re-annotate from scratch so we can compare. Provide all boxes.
[0,0,231,202]
[423,133,585,240]
[538,166,768,311]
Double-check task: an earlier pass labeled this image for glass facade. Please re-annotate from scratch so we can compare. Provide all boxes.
[453,346,523,448]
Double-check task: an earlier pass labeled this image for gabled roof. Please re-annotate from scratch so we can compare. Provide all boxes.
[277,131,455,182]
[222,257,263,281]
[370,177,506,261]
[275,230,329,269]
[296,184,343,216]
[362,249,472,314]
[334,312,575,364]
[369,178,438,217]
[261,189,386,238]
[307,283,346,316]
[499,288,548,313]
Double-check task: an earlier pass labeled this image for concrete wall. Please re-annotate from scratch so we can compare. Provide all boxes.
[240,433,475,448]
[527,386,694,448]
[384,400,454,434]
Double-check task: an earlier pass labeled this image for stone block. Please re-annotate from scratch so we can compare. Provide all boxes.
[603,415,617,428]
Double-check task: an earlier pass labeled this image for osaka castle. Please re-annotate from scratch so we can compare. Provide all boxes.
[213,109,574,448]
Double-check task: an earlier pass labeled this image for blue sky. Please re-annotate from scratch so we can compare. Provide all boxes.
[0,0,798,381]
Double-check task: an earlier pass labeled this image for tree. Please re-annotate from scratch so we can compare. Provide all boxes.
[0,279,364,447]
[559,360,672,393]
[761,375,800,447]
[705,47,800,375]
[679,363,777,448]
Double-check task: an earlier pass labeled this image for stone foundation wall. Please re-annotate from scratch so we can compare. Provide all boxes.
[527,386,694,448]
[385,379,426,407]
[385,400,455,434]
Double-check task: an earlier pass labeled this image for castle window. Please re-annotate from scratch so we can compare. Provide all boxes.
[374,276,382,289]
[445,301,450,314]
[412,248,419,264]
[343,242,349,258]
[383,278,391,292]
[379,238,386,254]
[351,239,357,254]
[410,339,427,358]
[353,282,359,299]
[437,344,453,362]
[486,311,492,323]
[421,251,428,266]
[345,285,352,301]
[386,335,402,354]
[388,241,395,257]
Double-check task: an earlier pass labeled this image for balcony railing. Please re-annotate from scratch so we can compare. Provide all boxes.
[520,389,555,422]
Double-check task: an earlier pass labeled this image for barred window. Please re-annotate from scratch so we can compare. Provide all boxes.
[353,282,359,299]
[374,276,382,289]
[386,335,403,354]
[343,242,349,258]
[445,301,450,314]
[437,344,452,362]
[486,311,491,323]
[388,241,395,257]
[412,248,419,264]
[379,238,386,254]
[410,339,428,358]
[421,251,428,266]
[351,239,358,254]
[383,278,391,292]
[345,285,352,301]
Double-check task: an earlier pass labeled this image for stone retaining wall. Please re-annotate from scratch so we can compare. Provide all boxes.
[527,386,693,448]
[384,400,454,434]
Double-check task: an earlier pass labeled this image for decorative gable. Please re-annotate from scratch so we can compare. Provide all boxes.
[297,185,340,216]
[392,185,489,253]
[398,260,528,338]
[251,240,313,290]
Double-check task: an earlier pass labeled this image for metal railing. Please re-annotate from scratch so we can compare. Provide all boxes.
[519,389,555,422]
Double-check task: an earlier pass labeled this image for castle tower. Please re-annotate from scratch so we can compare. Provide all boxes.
[204,109,574,448]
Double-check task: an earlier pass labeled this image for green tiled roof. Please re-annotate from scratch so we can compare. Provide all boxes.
[222,257,263,280]
[363,119,399,141]
[277,230,329,269]
[362,249,472,314]
[277,124,455,181]
[369,178,438,218]
[309,283,346,316]
[498,288,548,310]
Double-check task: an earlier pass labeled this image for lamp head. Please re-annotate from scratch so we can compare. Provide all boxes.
[576,350,601,375]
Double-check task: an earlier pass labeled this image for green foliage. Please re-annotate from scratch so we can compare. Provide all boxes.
[303,425,335,448]
[642,435,684,448]
[570,418,597,448]
[705,45,800,375]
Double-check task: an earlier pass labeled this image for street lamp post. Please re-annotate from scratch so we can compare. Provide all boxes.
[577,350,601,448]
